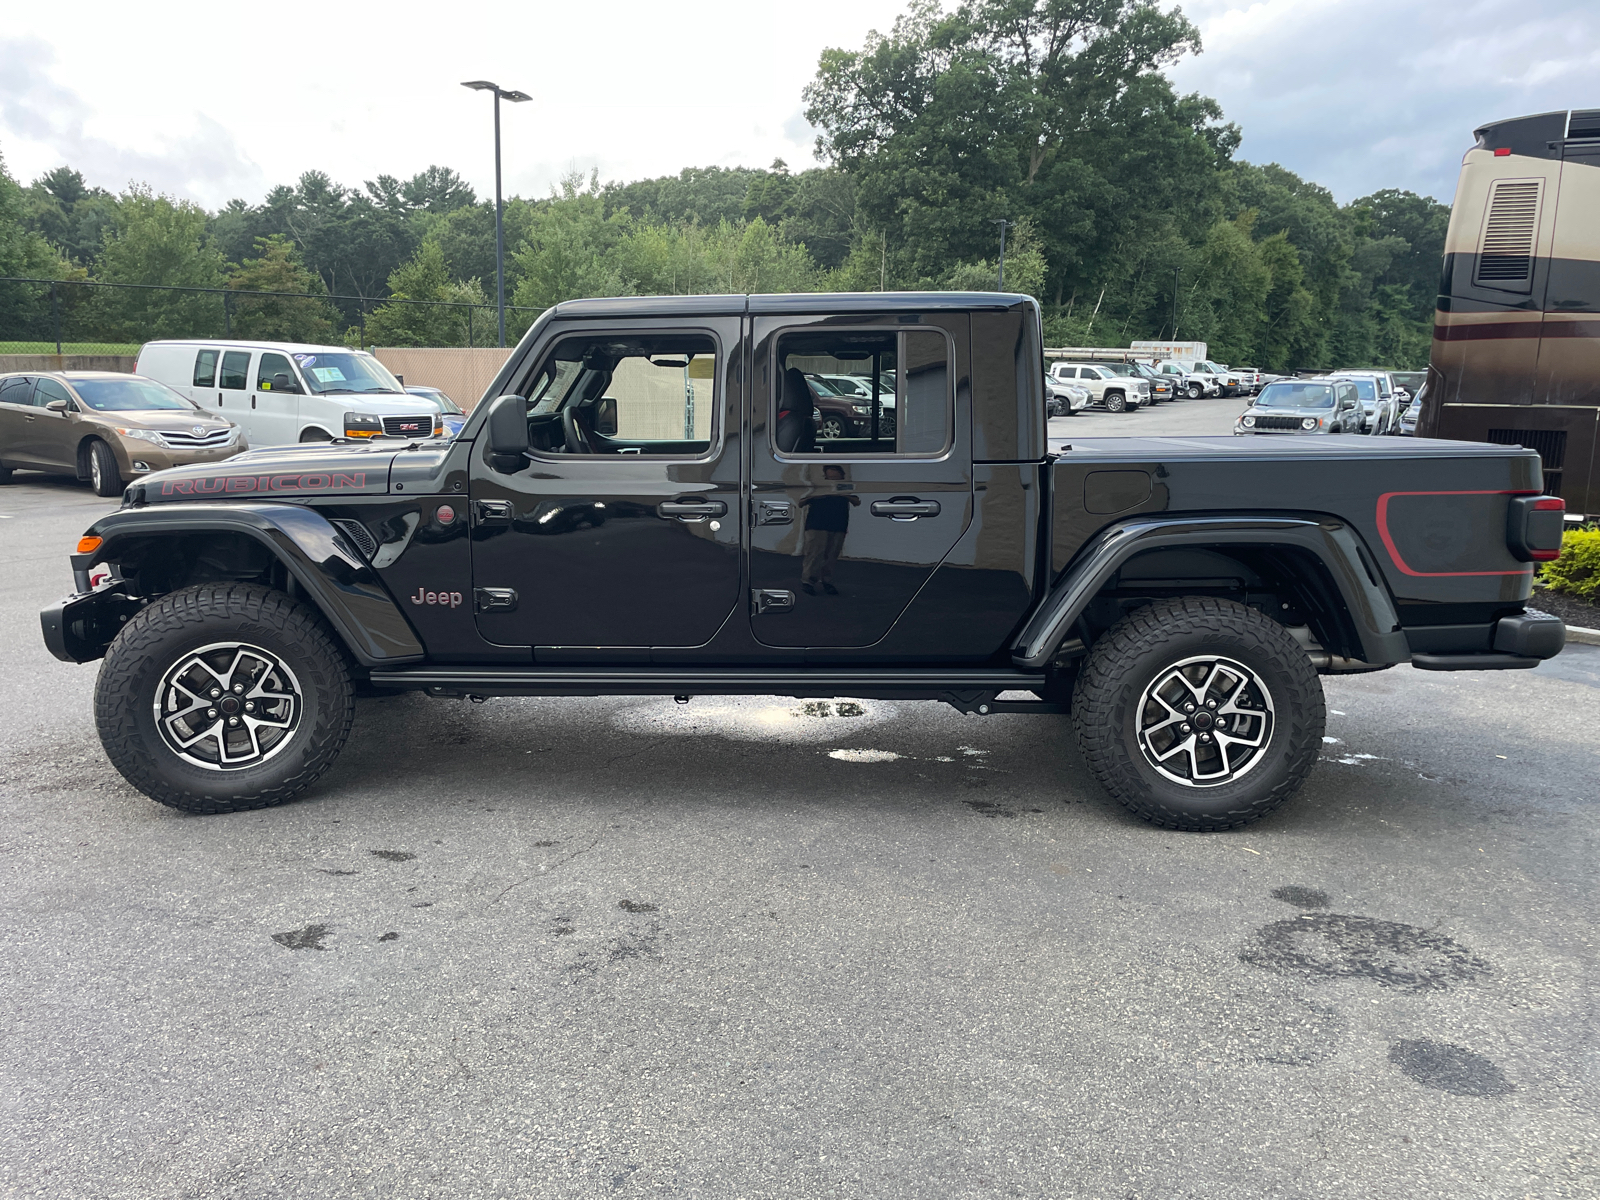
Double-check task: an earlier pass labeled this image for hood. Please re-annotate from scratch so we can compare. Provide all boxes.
[127,439,400,505]
[95,410,235,433]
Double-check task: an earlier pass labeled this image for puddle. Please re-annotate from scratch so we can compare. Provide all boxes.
[828,749,902,763]
[612,696,893,743]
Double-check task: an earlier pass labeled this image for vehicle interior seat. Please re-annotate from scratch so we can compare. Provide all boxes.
[776,367,817,454]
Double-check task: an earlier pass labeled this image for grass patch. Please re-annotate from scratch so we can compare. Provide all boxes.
[0,342,141,356]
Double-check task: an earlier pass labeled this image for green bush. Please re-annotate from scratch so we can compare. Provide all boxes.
[1540,528,1600,601]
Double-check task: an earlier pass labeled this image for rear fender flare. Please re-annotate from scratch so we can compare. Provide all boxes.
[84,502,424,666]
[1012,513,1408,669]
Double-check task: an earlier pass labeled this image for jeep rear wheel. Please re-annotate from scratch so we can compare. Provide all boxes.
[1071,596,1324,831]
[95,584,354,814]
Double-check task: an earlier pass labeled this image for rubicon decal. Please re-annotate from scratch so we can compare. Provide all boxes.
[160,472,368,496]
[411,588,464,608]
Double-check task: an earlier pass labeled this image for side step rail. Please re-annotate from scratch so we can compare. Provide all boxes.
[365,666,1055,710]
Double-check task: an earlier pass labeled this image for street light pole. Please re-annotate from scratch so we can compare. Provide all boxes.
[993,219,1013,291]
[1172,266,1180,341]
[462,80,531,347]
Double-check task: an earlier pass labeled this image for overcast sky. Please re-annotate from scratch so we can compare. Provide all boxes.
[1,0,1595,212]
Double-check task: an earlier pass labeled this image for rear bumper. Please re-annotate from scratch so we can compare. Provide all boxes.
[1409,609,1565,671]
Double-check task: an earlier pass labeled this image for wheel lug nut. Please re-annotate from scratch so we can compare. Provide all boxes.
[244,701,254,712]
[228,717,239,726]
[1206,700,1216,708]
[1185,704,1195,713]
[207,708,217,718]
[233,684,244,694]
[210,688,222,698]
[1180,724,1191,734]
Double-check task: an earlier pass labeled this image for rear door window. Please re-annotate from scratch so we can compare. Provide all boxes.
[773,327,952,457]
[193,349,217,388]
[0,377,34,406]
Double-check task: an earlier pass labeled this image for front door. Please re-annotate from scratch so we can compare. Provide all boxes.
[252,351,301,447]
[0,376,36,467]
[469,317,744,653]
[748,312,972,649]
[27,377,81,470]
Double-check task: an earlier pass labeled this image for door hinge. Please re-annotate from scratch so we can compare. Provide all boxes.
[751,588,795,615]
[754,498,793,526]
[474,587,518,613]
[474,499,513,525]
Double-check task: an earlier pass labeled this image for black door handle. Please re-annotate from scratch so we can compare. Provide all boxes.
[870,498,941,520]
[659,499,727,520]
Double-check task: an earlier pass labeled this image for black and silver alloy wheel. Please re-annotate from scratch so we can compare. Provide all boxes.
[1135,655,1274,787]
[97,584,354,814]
[1072,596,1324,830]
[154,642,303,771]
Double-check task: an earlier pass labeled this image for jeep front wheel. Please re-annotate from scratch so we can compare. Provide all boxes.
[1071,596,1324,831]
[95,584,354,814]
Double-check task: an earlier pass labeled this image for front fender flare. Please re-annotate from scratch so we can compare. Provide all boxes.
[80,502,425,666]
[1011,513,1409,670]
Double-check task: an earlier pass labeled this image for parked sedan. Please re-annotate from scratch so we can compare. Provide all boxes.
[1234,378,1365,437]
[404,386,468,437]
[0,371,244,496]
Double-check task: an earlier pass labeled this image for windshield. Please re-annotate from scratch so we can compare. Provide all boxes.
[1341,378,1377,400]
[1203,362,1226,373]
[1257,382,1336,409]
[408,388,463,414]
[73,377,197,412]
[291,352,404,395]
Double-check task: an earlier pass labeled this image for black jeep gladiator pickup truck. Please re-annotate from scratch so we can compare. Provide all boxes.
[41,293,1568,830]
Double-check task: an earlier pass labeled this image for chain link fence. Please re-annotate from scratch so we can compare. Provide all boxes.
[0,276,542,359]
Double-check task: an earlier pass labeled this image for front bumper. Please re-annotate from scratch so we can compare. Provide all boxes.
[117,439,245,476]
[41,584,144,664]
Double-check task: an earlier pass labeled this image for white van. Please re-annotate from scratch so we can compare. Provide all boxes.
[135,341,444,448]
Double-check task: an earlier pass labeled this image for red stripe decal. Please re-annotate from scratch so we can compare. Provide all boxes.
[1374,490,1535,578]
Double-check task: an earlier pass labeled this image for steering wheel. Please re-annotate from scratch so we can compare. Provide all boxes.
[561,404,594,454]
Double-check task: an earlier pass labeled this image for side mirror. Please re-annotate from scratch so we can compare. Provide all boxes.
[46,399,69,413]
[485,393,530,460]
[594,397,618,437]
[272,372,300,393]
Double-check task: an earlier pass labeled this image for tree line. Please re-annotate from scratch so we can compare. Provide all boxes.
[0,0,1449,370]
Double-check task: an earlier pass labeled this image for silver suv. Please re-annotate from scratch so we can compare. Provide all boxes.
[1049,363,1149,412]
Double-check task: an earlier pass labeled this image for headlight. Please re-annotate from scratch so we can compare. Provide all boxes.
[850,404,871,414]
[1242,415,1256,428]
[116,427,169,448]
[1301,417,1318,430]
[344,412,383,438]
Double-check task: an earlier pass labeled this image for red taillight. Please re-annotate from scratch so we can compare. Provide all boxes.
[1533,497,1564,511]
[1494,147,1512,156]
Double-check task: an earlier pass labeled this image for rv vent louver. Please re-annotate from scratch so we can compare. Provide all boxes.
[1474,180,1541,290]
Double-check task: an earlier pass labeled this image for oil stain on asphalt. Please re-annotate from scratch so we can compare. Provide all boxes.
[272,924,331,951]
[1239,913,1490,992]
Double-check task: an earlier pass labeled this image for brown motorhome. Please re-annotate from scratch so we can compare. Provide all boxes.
[1424,108,1600,516]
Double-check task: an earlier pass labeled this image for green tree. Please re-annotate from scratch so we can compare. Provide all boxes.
[510,172,633,310]
[94,185,227,339]
[226,235,342,342]
[363,239,489,347]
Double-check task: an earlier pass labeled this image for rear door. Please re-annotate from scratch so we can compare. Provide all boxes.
[217,349,257,441]
[469,316,744,652]
[748,310,971,649]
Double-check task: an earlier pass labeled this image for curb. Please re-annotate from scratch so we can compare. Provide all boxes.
[1567,625,1600,647]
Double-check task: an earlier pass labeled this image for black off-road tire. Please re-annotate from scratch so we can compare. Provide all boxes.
[95,585,354,814]
[87,439,122,497]
[1071,596,1325,831]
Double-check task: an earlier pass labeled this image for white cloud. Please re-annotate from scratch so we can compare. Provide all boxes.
[1172,0,1600,202]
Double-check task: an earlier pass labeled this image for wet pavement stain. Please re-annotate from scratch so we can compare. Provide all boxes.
[369,850,416,863]
[1239,913,1490,992]
[964,799,1017,818]
[272,924,331,951]
[1389,1039,1514,1097]
[1271,885,1332,909]
[618,899,658,913]
[533,840,560,848]
[319,869,359,877]
[378,932,399,942]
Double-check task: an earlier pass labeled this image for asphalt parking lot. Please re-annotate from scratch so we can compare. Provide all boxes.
[3,404,1597,1199]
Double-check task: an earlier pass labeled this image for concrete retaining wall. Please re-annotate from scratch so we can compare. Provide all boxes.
[0,355,138,373]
